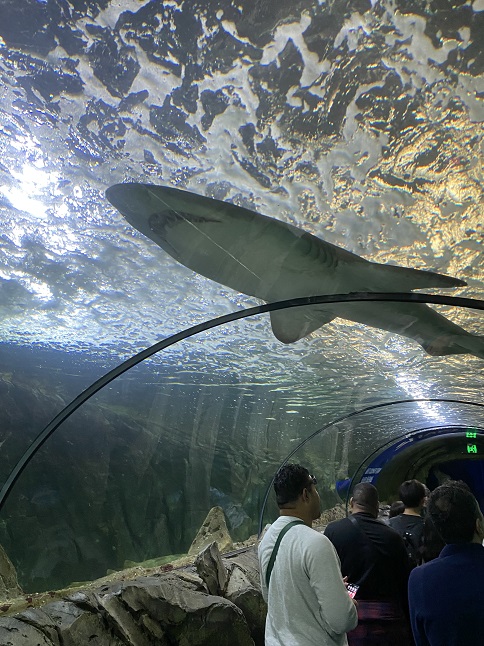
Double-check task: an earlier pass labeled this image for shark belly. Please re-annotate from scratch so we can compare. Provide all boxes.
[106,183,483,359]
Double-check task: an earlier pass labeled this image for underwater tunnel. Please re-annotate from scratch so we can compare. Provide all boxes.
[1,0,484,602]
[0,294,483,593]
[354,426,484,508]
[258,396,484,531]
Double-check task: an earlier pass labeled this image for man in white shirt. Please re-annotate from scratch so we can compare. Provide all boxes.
[258,464,358,646]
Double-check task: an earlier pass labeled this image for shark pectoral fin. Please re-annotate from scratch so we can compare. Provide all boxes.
[270,307,336,344]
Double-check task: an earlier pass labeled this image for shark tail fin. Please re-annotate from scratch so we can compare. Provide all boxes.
[369,262,466,292]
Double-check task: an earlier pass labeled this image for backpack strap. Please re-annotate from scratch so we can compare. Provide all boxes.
[265,520,305,588]
[348,514,379,586]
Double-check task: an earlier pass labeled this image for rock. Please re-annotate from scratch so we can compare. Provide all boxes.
[15,607,60,645]
[224,547,261,590]
[224,548,265,646]
[316,503,347,527]
[0,544,22,601]
[0,549,263,645]
[122,554,183,570]
[0,616,56,645]
[193,543,265,644]
[119,573,254,645]
[38,599,126,646]
[225,568,266,646]
[195,542,228,595]
[95,593,156,646]
[188,506,233,556]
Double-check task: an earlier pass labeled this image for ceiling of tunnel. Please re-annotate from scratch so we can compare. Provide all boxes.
[0,0,483,412]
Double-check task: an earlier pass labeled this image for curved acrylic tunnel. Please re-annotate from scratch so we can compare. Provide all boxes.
[261,408,484,531]
[0,294,482,593]
[353,424,484,507]
[2,0,484,622]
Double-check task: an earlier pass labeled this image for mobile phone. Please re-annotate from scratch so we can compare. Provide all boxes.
[347,583,359,599]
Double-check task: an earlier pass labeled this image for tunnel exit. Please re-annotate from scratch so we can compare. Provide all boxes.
[354,427,484,510]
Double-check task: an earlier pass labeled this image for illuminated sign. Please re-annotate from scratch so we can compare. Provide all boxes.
[467,444,478,454]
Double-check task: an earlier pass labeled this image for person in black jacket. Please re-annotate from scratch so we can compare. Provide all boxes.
[324,482,413,646]
[389,479,426,567]
[408,482,484,645]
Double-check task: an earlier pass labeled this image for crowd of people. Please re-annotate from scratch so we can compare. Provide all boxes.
[258,464,484,646]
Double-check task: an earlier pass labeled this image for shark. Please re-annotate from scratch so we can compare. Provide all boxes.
[105,183,484,359]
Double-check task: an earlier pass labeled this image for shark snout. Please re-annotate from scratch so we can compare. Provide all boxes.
[105,183,151,219]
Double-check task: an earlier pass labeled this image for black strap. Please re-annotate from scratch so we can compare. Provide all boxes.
[348,514,379,587]
[265,520,304,588]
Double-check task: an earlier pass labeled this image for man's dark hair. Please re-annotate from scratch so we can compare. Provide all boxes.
[274,464,313,507]
[389,500,405,518]
[426,482,480,544]
[352,482,379,509]
[399,479,426,508]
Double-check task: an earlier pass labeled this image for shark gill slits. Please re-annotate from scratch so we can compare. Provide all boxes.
[315,240,334,269]
[148,210,181,234]
[148,210,222,235]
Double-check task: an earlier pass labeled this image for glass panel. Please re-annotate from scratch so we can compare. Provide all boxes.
[0,0,483,600]
[0,343,107,497]
[0,300,481,592]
